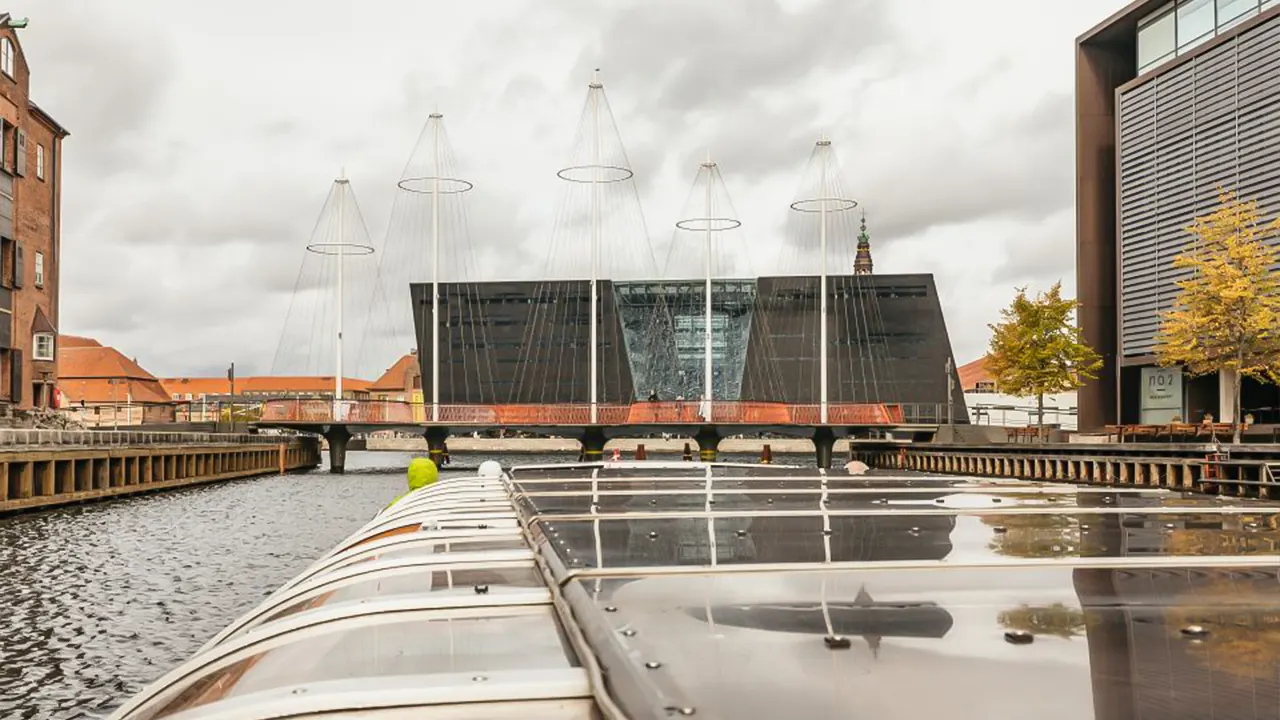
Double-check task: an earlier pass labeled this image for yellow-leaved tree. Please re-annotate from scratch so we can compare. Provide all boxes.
[1155,190,1280,444]
[986,282,1101,432]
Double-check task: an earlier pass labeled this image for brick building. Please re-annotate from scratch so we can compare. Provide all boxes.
[0,14,68,410]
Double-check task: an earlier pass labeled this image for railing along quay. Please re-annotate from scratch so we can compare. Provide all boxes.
[854,442,1280,498]
[0,436,322,515]
[0,429,289,449]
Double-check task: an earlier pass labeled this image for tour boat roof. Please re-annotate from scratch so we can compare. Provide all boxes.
[110,461,1280,719]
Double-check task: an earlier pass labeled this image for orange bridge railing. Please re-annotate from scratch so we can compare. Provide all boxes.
[259,399,915,426]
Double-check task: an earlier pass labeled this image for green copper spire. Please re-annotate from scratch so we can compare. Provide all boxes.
[854,210,873,275]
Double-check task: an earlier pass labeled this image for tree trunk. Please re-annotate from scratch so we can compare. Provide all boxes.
[1038,392,1045,441]
[1233,363,1243,445]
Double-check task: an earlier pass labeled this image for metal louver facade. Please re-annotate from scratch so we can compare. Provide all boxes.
[1118,13,1280,357]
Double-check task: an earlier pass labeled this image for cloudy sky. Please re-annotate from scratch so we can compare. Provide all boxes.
[13,0,1121,378]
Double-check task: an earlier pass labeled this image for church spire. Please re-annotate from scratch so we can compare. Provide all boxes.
[854,210,873,275]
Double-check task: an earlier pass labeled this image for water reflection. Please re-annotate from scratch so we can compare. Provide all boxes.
[998,603,1086,639]
[0,452,437,720]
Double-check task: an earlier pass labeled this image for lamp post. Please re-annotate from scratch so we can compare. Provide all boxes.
[228,362,236,431]
[945,357,955,426]
[108,378,123,430]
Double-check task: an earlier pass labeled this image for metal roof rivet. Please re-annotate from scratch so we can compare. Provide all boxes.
[909,527,921,535]
[709,499,716,505]
[824,635,852,650]
[767,499,774,504]
[622,629,637,637]
[605,605,618,612]
[1182,625,1210,637]
[735,530,747,537]
[650,499,658,506]
[1103,497,1113,503]
[993,526,1007,534]
[472,675,488,682]
[478,524,488,529]
[1164,523,1176,530]
[645,661,663,669]
[649,531,659,540]
[1004,630,1034,645]
[823,529,833,536]
[992,498,1002,503]
[678,708,697,716]
[474,585,489,595]
[1080,524,1090,530]
[291,688,307,695]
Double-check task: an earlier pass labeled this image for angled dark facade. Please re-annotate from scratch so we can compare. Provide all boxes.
[1077,0,1280,429]
[411,273,966,419]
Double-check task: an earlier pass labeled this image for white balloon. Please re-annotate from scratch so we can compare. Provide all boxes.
[478,460,503,478]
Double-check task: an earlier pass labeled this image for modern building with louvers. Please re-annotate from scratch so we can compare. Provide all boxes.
[1076,0,1280,430]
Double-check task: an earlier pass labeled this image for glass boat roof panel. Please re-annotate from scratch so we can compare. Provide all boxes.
[134,607,577,719]
[563,565,1280,720]
[533,511,1280,570]
[260,564,545,627]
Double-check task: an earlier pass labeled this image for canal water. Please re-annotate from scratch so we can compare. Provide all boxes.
[0,451,561,719]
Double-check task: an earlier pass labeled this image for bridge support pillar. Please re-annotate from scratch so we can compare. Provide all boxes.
[424,427,450,468]
[581,428,607,462]
[695,427,720,462]
[813,427,837,469]
[324,426,351,474]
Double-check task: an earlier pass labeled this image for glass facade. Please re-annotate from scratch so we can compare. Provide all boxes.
[614,280,756,402]
[1139,0,1280,72]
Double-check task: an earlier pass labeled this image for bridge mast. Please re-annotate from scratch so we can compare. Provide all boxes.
[431,114,442,423]
[335,174,347,420]
[703,152,714,423]
[675,156,741,422]
[791,138,856,422]
[589,71,601,425]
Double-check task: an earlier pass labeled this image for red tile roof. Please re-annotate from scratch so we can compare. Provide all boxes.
[370,352,419,391]
[159,376,373,398]
[59,335,102,348]
[57,339,173,405]
[957,356,994,392]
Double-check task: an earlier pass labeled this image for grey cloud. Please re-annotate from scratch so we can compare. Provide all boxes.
[17,4,175,177]
[573,0,891,115]
[860,91,1074,244]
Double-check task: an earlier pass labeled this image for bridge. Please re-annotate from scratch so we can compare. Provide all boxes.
[257,399,947,472]
[266,82,967,473]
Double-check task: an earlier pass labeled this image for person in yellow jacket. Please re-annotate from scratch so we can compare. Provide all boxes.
[388,456,438,507]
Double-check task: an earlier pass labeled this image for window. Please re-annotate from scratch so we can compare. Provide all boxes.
[1178,0,1216,50]
[33,251,42,287]
[35,144,43,180]
[33,333,53,361]
[1218,0,1260,26]
[1138,8,1177,72]
[0,38,12,77]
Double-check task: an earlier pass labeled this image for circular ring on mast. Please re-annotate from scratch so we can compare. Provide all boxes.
[305,241,376,256]
[396,177,475,194]
[789,197,858,213]
[675,216,742,232]
[556,164,635,184]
